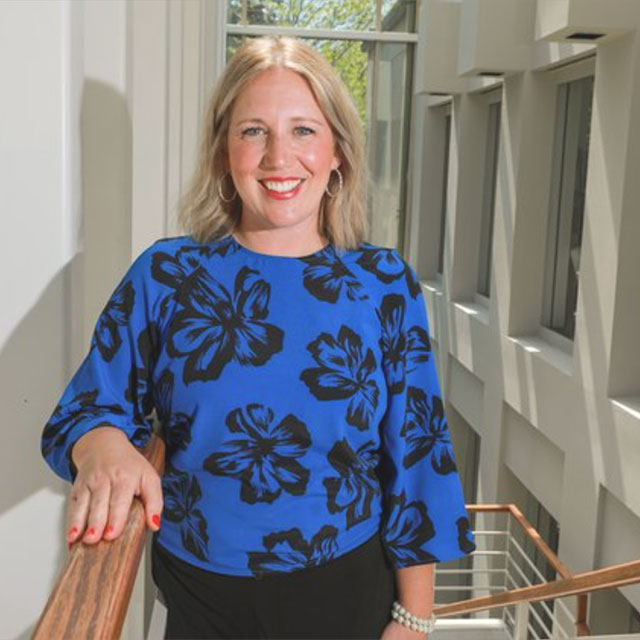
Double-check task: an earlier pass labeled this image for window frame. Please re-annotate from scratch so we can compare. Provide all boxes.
[474,87,503,306]
[540,56,596,348]
[435,101,453,285]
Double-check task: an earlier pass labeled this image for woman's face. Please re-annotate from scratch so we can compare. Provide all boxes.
[225,67,341,236]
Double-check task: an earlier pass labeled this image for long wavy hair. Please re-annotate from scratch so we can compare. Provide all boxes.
[177,36,368,250]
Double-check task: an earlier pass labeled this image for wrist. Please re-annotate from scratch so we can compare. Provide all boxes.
[71,426,128,466]
[391,601,436,634]
[396,600,431,618]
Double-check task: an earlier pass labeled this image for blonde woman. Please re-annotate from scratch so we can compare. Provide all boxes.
[41,36,475,639]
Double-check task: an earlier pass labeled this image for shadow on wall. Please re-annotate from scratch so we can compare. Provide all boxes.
[0,77,134,639]
[0,258,79,640]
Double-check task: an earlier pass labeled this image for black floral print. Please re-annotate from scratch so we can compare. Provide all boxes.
[247,525,338,576]
[203,403,311,504]
[41,235,476,575]
[155,370,194,456]
[300,325,380,431]
[167,267,284,383]
[299,246,368,303]
[401,386,456,475]
[41,390,126,458]
[382,490,439,567]
[406,325,432,371]
[151,245,212,291]
[125,321,159,417]
[323,438,381,529]
[356,245,421,299]
[162,464,209,562]
[456,516,476,554]
[378,294,433,394]
[93,280,135,361]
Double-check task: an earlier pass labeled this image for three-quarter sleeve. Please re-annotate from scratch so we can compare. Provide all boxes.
[377,253,475,569]
[41,245,169,482]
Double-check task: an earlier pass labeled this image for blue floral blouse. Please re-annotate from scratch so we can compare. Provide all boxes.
[41,234,475,577]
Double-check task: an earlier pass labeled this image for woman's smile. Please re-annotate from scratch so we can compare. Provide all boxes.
[225,67,340,241]
[259,177,306,199]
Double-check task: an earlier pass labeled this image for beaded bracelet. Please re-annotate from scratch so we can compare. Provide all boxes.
[391,601,436,634]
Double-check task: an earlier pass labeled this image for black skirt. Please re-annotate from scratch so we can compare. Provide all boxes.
[151,531,397,639]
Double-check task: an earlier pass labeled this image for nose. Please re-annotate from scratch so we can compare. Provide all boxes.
[260,132,292,170]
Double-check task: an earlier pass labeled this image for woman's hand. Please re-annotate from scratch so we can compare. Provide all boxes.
[66,426,163,548]
[380,620,429,640]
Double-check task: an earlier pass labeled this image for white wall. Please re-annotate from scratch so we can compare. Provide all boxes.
[0,3,83,637]
[0,1,223,637]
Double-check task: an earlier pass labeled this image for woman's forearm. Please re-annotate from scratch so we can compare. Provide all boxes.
[394,563,435,617]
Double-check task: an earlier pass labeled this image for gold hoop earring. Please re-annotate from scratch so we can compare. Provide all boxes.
[218,172,237,203]
[324,167,343,198]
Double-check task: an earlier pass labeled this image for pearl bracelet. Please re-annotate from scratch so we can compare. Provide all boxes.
[391,601,436,634]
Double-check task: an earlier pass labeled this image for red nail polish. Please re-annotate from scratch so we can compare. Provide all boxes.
[68,526,78,538]
[87,528,95,536]
[152,514,161,528]
[105,525,114,536]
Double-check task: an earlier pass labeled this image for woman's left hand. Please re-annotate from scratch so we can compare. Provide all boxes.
[380,620,428,639]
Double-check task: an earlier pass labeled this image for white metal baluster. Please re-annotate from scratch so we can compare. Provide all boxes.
[514,602,529,640]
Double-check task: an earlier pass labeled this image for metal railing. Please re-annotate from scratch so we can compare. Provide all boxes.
[433,506,579,638]
[433,505,640,638]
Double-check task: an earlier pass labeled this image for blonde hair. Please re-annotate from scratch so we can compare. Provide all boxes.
[177,36,368,250]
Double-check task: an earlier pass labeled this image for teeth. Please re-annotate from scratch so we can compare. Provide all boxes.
[262,179,302,192]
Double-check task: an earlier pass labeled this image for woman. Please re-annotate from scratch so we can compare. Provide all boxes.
[41,36,475,639]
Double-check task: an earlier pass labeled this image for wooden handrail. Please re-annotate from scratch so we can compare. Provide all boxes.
[434,558,640,618]
[33,434,165,640]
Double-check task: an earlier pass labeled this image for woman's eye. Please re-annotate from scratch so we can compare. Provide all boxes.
[241,127,264,137]
[295,126,315,136]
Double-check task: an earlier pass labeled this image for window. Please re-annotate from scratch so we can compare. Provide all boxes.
[225,0,418,251]
[437,107,452,275]
[477,96,501,298]
[542,74,594,340]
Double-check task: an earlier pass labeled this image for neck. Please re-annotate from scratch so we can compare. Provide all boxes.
[232,226,328,258]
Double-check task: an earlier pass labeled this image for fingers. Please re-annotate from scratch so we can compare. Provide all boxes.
[103,476,137,541]
[82,478,111,544]
[139,468,163,533]
[66,460,162,549]
[67,483,91,546]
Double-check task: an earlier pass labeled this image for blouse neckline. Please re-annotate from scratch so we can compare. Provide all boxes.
[228,234,333,261]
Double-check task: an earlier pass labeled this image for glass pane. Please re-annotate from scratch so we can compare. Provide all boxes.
[382,0,416,32]
[227,0,417,32]
[477,101,501,296]
[366,41,412,249]
[543,75,594,340]
[437,113,451,274]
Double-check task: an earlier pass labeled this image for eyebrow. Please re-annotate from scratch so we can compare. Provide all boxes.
[234,117,326,127]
